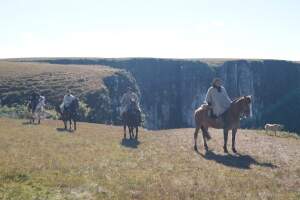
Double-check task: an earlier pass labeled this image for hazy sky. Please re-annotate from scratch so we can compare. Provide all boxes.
[1,0,299,60]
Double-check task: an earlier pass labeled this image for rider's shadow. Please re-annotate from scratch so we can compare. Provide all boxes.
[120,138,140,149]
[197,150,277,170]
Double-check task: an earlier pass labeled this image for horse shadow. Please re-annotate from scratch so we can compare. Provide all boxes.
[22,121,38,125]
[196,150,277,170]
[56,128,75,133]
[121,138,140,149]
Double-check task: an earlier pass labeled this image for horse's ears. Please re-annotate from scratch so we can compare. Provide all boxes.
[246,95,252,103]
[243,95,252,103]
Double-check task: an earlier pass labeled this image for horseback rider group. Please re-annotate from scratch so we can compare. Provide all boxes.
[28,77,233,127]
[29,87,142,121]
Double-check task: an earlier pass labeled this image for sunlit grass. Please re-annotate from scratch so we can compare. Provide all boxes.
[0,118,299,199]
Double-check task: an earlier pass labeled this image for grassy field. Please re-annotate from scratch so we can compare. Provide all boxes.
[0,61,118,105]
[0,118,299,200]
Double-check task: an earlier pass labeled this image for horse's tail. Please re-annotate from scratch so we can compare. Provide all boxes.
[195,107,211,140]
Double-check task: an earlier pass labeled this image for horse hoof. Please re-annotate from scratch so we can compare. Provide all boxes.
[224,148,228,153]
[204,145,209,151]
[194,145,198,151]
[232,148,237,153]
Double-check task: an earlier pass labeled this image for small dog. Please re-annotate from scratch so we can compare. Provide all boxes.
[265,124,284,135]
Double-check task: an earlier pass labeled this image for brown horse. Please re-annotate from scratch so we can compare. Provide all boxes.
[194,96,251,153]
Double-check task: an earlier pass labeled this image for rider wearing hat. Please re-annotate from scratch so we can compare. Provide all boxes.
[205,78,232,119]
[120,87,141,122]
[29,88,41,113]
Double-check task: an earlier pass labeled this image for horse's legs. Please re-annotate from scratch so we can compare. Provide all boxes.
[128,126,131,139]
[69,120,72,131]
[130,126,134,139]
[38,114,41,124]
[201,126,209,151]
[129,127,133,139]
[123,124,126,139]
[135,126,138,140]
[74,120,76,131]
[194,126,200,151]
[64,120,67,130]
[223,129,229,153]
[232,128,237,153]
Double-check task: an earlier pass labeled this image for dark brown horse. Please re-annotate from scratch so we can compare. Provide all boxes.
[194,96,251,153]
[122,101,140,140]
[55,98,79,131]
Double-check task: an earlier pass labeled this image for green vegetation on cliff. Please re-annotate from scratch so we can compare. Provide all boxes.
[0,61,138,124]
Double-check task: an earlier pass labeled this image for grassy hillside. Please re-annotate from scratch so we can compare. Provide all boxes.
[0,61,118,105]
[0,118,299,200]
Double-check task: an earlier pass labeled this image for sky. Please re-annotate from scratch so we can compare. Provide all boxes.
[0,0,299,60]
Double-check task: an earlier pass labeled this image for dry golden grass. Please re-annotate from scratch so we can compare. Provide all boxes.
[0,61,118,104]
[0,118,299,199]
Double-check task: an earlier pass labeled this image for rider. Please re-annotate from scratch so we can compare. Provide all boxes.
[205,78,232,120]
[35,95,46,112]
[60,89,76,112]
[120,87,142,122]
[29,89,41,113]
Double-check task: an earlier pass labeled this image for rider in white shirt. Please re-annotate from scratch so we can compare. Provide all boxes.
[35,96,46,112]
[60,90,76,112]
[205,78,232,118]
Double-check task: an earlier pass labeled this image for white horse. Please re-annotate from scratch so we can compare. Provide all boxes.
[29,96,46,124]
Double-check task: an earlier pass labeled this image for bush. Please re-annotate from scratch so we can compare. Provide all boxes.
[0,105,28,119]
[78,101,90,121]
[0,105,58,120]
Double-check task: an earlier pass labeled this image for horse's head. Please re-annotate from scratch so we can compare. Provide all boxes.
[239,96,252,117]
[55,104,62,115]
[72,98,79,109]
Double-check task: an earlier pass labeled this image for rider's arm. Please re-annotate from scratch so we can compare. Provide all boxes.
[132,93,139,102]
[120,94,127,105]
[205,88,212,105]
[222,87,232,102]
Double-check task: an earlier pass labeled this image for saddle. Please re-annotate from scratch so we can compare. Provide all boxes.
[200,104,225,127]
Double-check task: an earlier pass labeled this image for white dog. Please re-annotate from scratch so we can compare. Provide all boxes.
[265,124,284,135]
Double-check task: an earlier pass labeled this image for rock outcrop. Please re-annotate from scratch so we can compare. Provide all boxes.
[36,58,300,133]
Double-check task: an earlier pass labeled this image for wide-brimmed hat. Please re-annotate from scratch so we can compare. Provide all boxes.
[127,87,133,91]
[212,78,222,85]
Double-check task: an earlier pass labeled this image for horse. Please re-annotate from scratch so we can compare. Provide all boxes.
[194,96,252,153]
[55,98,79,131]
[122,101,140,140]
[27,96,45,124]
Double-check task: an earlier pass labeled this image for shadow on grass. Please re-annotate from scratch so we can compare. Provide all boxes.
[196,150,277,169]
[56,128,74,133]
[121,138,140,149]
[22,121,39,125]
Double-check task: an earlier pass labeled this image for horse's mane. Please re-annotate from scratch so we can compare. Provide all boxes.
[232,96,251,104]
[232,97,243,103]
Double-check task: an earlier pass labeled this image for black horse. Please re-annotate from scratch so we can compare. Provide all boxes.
[122,101,141,140]
[55,98,79,131]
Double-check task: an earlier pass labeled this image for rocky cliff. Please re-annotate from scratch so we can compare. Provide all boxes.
[36,58,300,133]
